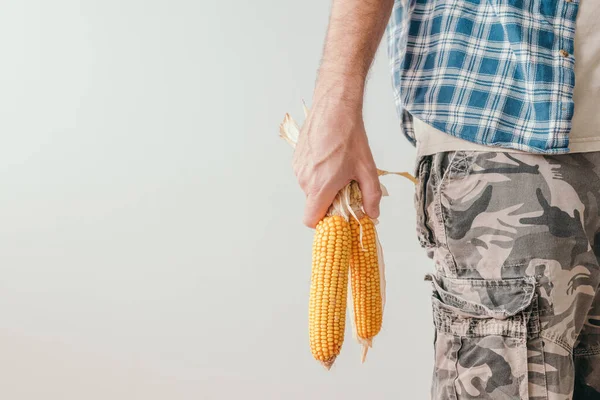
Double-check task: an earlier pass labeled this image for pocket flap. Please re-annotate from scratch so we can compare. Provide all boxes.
[426,273,536,319]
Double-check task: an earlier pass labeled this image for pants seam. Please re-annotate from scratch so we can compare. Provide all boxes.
[540,331,574,355]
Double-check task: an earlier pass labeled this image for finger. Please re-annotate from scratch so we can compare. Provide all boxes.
[303,189,337,228]
[357,173,382,219]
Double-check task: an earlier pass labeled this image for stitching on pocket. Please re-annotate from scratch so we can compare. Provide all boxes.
[430,272,536,314]
[574,344,600,357]
[448,150,472,179]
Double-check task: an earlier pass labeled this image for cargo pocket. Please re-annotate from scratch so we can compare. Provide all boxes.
[426,273,539,400]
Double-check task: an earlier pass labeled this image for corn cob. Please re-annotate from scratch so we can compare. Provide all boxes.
[349,216,383,362]
[309,214,351,369]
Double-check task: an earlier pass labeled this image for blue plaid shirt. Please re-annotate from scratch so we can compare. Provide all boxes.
[387,0,579,154]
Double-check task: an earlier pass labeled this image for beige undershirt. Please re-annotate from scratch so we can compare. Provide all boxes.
[414,0,600,156]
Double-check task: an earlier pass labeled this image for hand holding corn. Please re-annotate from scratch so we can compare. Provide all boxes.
[291,95,382,228]
[280,106,416,370]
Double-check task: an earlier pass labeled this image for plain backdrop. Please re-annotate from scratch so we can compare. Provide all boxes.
[0,1,433,399]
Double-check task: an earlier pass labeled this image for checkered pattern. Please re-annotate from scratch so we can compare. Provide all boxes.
[387,0,580,154]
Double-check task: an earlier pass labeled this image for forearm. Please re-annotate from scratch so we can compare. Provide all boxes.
[316,0,394,101]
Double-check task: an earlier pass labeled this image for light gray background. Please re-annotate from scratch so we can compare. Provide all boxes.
[0,1,431,399]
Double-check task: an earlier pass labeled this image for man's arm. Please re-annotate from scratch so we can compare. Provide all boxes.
[293,0,394,228]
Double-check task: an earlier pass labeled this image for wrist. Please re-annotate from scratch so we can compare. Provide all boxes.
[313,72,365,108]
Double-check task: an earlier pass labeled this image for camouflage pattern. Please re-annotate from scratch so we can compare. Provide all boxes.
[414,151,600,399]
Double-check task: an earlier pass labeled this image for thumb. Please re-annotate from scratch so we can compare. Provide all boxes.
[357,173,382,219]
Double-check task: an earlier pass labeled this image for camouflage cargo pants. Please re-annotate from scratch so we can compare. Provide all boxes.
[415,151,600,399]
